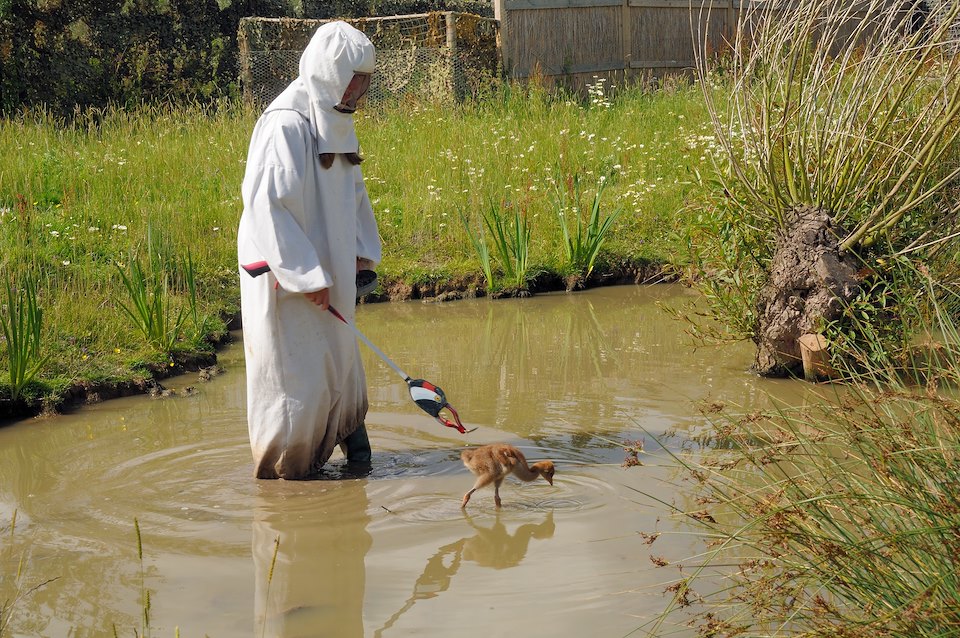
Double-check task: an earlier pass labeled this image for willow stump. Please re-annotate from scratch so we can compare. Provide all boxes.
[753,206,860,377]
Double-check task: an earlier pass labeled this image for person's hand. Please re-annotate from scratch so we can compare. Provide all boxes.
[356,257,374,273]
[304,288,330,310]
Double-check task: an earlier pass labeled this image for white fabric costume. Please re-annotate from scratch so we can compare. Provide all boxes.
[238,22,381,479]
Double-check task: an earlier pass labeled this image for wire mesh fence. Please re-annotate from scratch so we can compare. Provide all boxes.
[239,13,500,108]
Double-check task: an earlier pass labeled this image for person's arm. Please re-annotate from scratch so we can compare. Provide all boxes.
[241,112,332,294]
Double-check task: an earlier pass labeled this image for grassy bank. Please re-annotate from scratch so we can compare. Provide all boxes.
[0,80,714,416]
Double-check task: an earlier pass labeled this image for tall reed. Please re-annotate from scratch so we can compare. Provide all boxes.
[653,261,960,637]
[552,172,622,282]
[135,518,150,637]
[481,198,533,292]
[0,275,49,401]
[259,536,281,638]
[116,255,187,354]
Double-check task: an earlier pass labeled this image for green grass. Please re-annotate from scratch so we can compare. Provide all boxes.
[359,79,710,279]
[0,81,712,407]
[0,101,244,401]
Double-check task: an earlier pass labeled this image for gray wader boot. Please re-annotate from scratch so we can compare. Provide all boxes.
[343,270,377,467]
[342,423,372,464]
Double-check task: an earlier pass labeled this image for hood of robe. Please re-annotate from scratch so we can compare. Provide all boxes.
[267,21,376,154]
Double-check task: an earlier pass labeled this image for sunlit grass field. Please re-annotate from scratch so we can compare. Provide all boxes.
[0,80,714,403]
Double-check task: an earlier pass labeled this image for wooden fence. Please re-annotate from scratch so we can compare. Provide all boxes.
[493,0,742,85]
[492,0,907,86]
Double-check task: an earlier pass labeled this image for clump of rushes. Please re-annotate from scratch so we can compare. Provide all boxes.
[662,387,960,637]
[649,268,960,637]
[459,208,495,292]
[552,172,622,288]
[699,0,960,247]
[0,275,49,401]
[480,198,534,295]
[116,253,187,354]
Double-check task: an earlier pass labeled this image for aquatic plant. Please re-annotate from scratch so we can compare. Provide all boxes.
[459,208,495,291]
[259,536,280,638]
[111,517,178,638]
[0,275,49,401]
[181,249,217,349]
[116,254,187,354]
[552,172,622,284]
[1,509,19,637]
[648,263,960,637]
[1,510,56,638]
[135,518,150,637]
[481,198,533,293]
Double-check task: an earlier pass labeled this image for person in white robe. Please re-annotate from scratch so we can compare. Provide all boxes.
[237,21,381,479]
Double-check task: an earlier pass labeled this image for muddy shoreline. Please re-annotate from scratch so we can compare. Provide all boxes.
[0,261,672,424]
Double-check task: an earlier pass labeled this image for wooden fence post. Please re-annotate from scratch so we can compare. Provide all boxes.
[622,0,632,81]
[798,333,835,381]
[446,12,466,101]
[493,0,511,77]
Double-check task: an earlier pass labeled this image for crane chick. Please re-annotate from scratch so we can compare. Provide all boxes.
[460,443,555,508]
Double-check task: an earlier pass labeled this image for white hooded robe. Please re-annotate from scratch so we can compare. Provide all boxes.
[238,22,381,479]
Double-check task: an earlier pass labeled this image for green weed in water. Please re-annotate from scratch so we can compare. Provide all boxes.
[482,198,533,293]
[116,255,187,354]
[459,208,495,291]
[135,518,150,637]
[259,535,281,638]
[1,510,57,638]
[552,172,622,283]
[0,275,50,401]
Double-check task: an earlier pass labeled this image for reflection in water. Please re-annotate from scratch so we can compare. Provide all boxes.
[460,510,555,568]
[374,511,555,636]
[252,480,372,638]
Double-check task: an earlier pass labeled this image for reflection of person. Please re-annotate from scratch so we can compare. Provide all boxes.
[238,21,382,479]
[252,480,372,638]
[374,511,555,636]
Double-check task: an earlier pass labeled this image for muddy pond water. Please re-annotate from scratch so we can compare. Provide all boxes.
[0,285,823,637]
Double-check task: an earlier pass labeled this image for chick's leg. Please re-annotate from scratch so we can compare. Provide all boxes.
[494,478,504,508]
[462,474,495,509]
